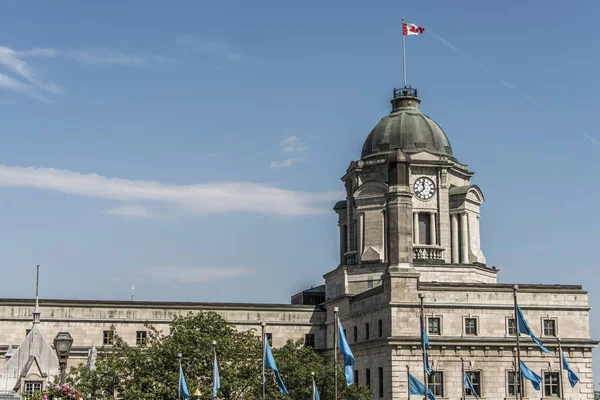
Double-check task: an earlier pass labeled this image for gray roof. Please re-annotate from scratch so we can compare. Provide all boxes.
[361,95,453,160]
[333,200,347,210]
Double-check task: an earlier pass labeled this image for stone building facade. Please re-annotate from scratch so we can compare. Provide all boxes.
[0,87,595,399]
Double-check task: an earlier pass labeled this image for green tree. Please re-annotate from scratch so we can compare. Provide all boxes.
[270,340,371,400]
[69,312,370,399]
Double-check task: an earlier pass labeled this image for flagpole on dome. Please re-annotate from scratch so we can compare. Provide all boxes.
[333,307,339,400]
[512,285,523,400]
[557,338,565,400]
[402,17,407,88]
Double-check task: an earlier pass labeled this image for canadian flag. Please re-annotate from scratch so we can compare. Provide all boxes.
[403,23,425,36]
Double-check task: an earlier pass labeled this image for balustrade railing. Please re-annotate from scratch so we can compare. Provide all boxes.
[413,245,444,261]
[344,251,358,265]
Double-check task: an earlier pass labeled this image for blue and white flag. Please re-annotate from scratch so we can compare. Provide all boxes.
[516,306,552,354]
[561,350,580,388]
[520,360,542,391]
[179,364,190,399]
[420,317,431,375]
[212,349,221,399]
[265,337,289,395]
[337,319,355,386]
[313,380,321,400]
[408,373,436,400]
[464,372,479,400]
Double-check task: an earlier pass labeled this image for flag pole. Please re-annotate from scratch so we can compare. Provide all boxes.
[558,338,565,400]
[512,285,523,400]
[402,17,407,88]
[419,293,427,400]
[461,358,466,400]
[333,307,339,400]
[406,365,410,400]
[212,340,217,400]
[260,321,266,400]
[177,353,182,400]
[311,371,316,400]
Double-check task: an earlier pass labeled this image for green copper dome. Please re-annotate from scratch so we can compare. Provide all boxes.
[361,90,453,160]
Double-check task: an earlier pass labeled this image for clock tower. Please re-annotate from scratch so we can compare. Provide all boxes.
[326,87,492,299]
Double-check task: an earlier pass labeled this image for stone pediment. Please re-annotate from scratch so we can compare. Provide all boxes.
[409,151,440,161]
[353,181,388,199]
[20,355,46,378]
[449,184,484,209]
[362,246,382,261]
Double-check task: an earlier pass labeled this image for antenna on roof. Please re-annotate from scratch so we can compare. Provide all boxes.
[33,265,40,324]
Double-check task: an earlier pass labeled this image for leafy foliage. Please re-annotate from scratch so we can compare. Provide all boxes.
[69,312,371,399]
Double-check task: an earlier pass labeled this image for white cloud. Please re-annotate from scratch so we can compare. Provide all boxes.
[105,205,153,218]
[174,34,242,61]
[0,45,168,102]
[139,265,252,286]
[0,46,62,94]
[270,158,305,169]
[19,48,169,67]
[281,136,307,153]
[0,165,340,216]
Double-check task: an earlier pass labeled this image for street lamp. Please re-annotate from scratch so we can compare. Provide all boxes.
[53,332,73,384]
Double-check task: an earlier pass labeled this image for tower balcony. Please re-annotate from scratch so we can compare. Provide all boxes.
[344,251,358,266]
[413,245,445,261]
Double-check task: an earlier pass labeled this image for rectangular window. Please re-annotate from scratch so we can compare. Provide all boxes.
[543,319,557,337]
[350,220,357,251]
[378,367,384,398]
[464,318,478,336]
[507,371,522,397]
[265,333,273,345]
[304,333,315,348]
[353,326,358,342]
[136,331,147,345]
[418,213,431,245]
[508,318,516,335]
[24,381,42,399]
[366,368,371,388]
[354,370,359,386]
[365,323,370,340]
[544,372,560,397]
[103,330,114,345]
[428,371,444,396]
[465,371,481,397]
[428,317,441,335]
[378,319,383,337]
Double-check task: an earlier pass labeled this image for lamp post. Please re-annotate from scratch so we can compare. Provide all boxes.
[53,332,73,384]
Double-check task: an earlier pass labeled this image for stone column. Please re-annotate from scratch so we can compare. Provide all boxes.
[386,149,414,272]
[451,214,459,263]
[357,213,363,263]
[339,221,345,265]
[438,168,451,263]
[429,213,436,246]
[382,210,386,262]
[460,213,469,264]
[413,212,419,245]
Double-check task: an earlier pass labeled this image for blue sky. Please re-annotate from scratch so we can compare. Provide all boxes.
[1,0,599,375]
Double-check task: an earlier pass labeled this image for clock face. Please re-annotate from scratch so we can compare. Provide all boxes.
[413,177,436,200]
